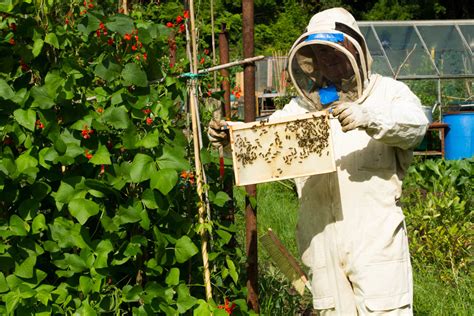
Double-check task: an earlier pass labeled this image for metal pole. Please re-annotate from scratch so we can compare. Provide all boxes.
[210,0,217,89]
[219,23,231,120]
[198,55,265,74]
[242,0,259,312]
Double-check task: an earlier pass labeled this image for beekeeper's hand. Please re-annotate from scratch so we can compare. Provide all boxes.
[332,102,370,132]
[207,119,230,147]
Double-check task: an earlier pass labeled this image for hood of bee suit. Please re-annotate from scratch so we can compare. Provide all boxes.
[288,7,373,110]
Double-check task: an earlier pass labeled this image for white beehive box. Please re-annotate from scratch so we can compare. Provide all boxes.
[229,111,336,186]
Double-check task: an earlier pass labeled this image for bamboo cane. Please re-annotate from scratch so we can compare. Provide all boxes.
[198,55,265,74]
[188,0,213,302]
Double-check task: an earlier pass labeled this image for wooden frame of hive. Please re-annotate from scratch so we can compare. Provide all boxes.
[229,110,336,186]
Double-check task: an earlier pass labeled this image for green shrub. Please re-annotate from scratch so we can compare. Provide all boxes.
[402,158,473,282]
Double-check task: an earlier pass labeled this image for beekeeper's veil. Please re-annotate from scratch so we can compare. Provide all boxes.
[288,8,373,109]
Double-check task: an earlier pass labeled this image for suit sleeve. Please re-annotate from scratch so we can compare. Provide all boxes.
[363,79,429,150]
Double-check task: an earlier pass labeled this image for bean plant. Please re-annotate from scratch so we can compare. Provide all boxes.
[0,1,249,315]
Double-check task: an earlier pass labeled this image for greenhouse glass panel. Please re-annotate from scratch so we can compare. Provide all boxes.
[373,25,437,77]
[359,26,394,76]
[417,25,472,76]
[255,59,269,92]
[459,24,474,53]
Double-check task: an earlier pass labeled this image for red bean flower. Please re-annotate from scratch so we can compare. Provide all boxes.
[218,298,236,315]
[84,150,93,160]
[166,22,174,28]
[124,33,131,41]
[35,119,44,129]
[146,117,153,125]
[183,10,189,19]
[176,15,183,24]
[81,125,94,139]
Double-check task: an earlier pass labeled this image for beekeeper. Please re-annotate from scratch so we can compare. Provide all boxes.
[208,7,428,315]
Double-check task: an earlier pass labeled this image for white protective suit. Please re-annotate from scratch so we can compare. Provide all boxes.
[270,8,429,315]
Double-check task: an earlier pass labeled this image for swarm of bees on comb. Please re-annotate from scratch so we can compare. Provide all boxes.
[233,114,330,177]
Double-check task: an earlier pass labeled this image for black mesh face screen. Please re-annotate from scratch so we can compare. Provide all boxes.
[335,22,368,75]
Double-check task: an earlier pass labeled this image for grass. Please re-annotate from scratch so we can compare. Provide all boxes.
[233,181,473,315]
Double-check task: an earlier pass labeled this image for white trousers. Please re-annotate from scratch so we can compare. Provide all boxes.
[301,217,413,315]
[296,177,413,315]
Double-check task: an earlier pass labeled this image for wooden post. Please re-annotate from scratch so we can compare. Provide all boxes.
[219,23,231,120]
[242,0,259,312]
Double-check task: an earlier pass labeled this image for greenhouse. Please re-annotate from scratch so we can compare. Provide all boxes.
[256,20,473,101]
[253,20,474,158]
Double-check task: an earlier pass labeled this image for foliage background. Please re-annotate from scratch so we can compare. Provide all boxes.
[0,1,248,315]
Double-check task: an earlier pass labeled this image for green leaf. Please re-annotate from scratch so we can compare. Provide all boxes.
[13,109,36,131]
[32,39,44,57]
[175,236,198,263]
[14,256,36,279]
[213,191,230,207]
[68,198,100,225]
[0,272,9,293]
[53,181,75,204]
[31,86,55,109]
[122,63,148,87]
[114,205,142,225]
[0,0,14,13]
[15,151,38,175]
[94,60,122,82]
[123,285,142,302]
[110,90,123,105]
[79,276,94,295]
[50,217,88,249]
[105,15,134,36]
[130,153,156,183]
[94,240,113,269]
[150,169,177,195]
[165,267,180,286]
[4,291,20,315]
[176,284,196,313]
[89,144,111,165]
[156,145,190,171]
[45,33,59,48]
[102,106,130,129]
[0,79,14,100]
[141,189,159,209]
[138,130,159,148]
[75,298,97,316]
[193,299,211,316]
[9,215,29,236]
[32,214,47,234]
[226,257,238,284]
[31,181,51,200]
[35,284,55,306]
[45,71,64,97]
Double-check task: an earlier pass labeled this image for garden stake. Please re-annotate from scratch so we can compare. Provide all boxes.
[243,0,259,311]
[188,0,213,302]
